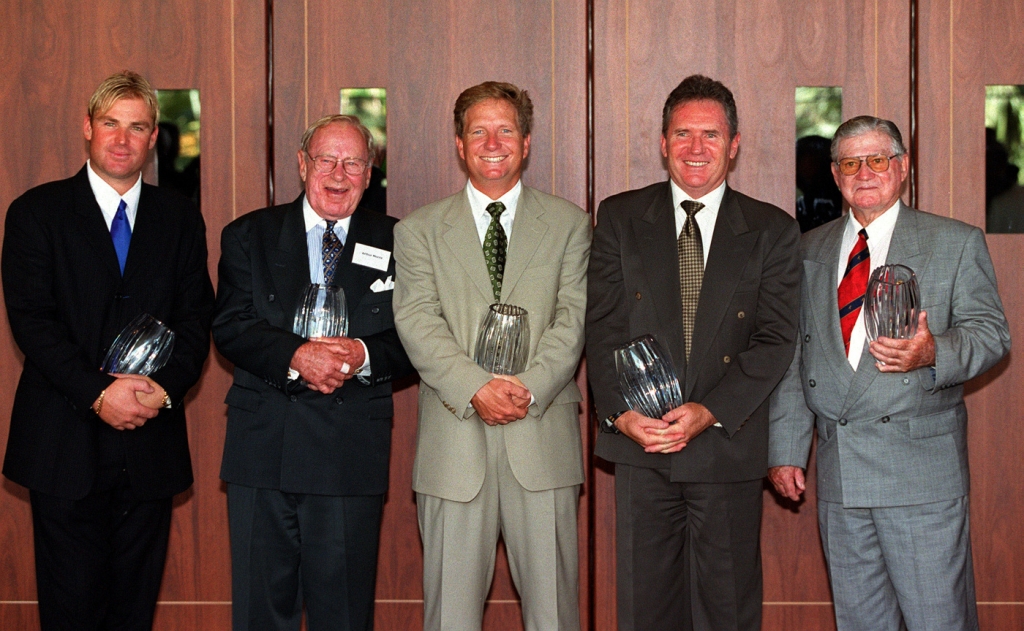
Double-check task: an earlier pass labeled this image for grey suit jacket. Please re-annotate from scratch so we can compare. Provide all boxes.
[393,186,591,502]
[769,204,1010,508]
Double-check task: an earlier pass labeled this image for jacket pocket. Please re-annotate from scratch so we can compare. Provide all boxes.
[908,405,963,439]
[224,384,262,413]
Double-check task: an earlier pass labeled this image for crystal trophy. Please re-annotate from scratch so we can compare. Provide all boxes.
[474,303,530,375]
[613,334,683,419]
[864,264,920,341]
[101,313,175,376]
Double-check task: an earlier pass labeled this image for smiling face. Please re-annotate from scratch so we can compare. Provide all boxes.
[298,122,372,221]
[661,99,740,199]
[831,130,908,225]
[456,98,531,199]
[83,97,158,195]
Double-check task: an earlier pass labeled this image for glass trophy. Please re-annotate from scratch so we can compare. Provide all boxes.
[864,264,920,341]
[101,313,176,376]
[613,334,683,419]
[474,303,530,375]
[293,284,348,339]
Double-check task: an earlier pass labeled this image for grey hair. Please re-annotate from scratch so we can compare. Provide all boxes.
[830,115,906,161]
[300,114,376,163]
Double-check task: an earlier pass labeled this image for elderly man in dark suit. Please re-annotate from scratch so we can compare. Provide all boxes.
[213,114,411,631]
[769,116,1010,631]
[586,74,801,631]
[2,71,214,630]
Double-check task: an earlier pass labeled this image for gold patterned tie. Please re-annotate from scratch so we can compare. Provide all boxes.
[678,200,705,361]
[322,220,344,286]
[483,202,507,302]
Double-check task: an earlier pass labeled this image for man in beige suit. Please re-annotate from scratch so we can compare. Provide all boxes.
[394,81,591,631]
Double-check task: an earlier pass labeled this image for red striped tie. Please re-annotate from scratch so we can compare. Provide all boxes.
[838,228,870,354]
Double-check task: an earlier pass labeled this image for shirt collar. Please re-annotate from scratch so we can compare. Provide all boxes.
[846,200,901,240]
[302,195,353,234]
[670,179,726,219]
[86,159,143,220]
[465,179,522,219]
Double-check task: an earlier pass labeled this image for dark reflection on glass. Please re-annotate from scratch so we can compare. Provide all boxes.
[796,87,843,232]
[155,89,201,208]
[986,86,1024,233]
[341,88,387,214]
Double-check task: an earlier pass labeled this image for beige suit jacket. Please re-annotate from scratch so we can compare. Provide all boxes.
[394,185,591,501]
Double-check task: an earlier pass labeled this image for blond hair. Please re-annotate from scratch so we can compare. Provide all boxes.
[87,71,159,124]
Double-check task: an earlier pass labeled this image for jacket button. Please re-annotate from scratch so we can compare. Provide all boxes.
[723,356,731,363]
[809,379,816,387]
[269,294,276,302]
[737,311,745,319]
[903,377,910,384]
[335,396,344,405]
[881,416,890,423]
[838,418,848,426]
[804,334,811,343]
[635,292,642,300]
[371,307,380,314]
[289,395,297,402]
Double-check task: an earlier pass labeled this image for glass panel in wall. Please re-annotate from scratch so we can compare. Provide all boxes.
[796,87,843,232]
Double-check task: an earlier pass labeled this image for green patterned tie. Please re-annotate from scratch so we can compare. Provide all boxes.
[678,200,705,361]
[483,201,507,302]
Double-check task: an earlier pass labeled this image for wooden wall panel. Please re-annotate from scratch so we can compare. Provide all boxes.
[593,1,909,628]
[0,1,267,629]
[917,2,1024,626]
[271,0,588,627]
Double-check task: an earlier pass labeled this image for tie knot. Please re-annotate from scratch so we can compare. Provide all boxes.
[486,201,506,220]
[325,220,337,231]
[858,228,868,241]
[681,200,704,218]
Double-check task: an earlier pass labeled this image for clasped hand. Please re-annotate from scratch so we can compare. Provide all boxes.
[290,337,366,394]
[616,402,718,454]
[97,374,166,431]
[471,375,532,425]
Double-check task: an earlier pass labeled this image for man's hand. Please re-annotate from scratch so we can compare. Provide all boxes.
[644,402,719,453]
[290,338,364,394]
[95,376,160,430]
[613,409,681,452]
[869,310,935,373]
[491,374,533,407]
[127,374,167,410]
[768,465,806,501]
[471,378,531,426]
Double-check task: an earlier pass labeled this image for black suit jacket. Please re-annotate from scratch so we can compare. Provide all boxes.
[213,196,411,496]
[2,166,214,500]
[586,183,801,483]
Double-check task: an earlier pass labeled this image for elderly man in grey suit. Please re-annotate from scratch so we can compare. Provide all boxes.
[769,116,1010,631]
[393,81,590,631]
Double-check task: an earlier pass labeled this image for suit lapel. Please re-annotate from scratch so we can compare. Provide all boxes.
[634,184,686,372]
[685,188,757,396]
[333,208,380,313]
[71,168,123,281]
[500,187,545,301]
[806,217,855,392]
[841,204,926,412]
[269,197,314,323]
[442,192,495,303]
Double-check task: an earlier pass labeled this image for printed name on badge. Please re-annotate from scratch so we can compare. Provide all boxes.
[352,243,391,271]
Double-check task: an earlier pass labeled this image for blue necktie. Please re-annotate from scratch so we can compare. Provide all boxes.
[111,199,132,275]
[322,221,345,286]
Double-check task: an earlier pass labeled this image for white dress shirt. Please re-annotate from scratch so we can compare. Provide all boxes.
[838,203,900,369]
[86,160,142,230]
[670,179,726,266]
[466,179,522,245]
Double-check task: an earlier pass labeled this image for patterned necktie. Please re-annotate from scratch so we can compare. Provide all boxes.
[483,202,507,302]
[838,228,870,355]
[678,200,705,361]
[322,220,344,287]
[110,199,132,275]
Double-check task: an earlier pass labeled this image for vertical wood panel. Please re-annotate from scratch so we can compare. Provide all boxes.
[593,2,910,628]
[917,5,1024,628]
[0,1,267,629]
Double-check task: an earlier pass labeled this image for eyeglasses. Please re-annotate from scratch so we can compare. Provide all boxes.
[306,152,370,176]
[835,153,903,176]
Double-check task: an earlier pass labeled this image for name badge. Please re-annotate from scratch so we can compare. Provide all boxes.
[352,243,391,271]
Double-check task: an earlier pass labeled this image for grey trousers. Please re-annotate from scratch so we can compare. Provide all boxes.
[819,496,978,631]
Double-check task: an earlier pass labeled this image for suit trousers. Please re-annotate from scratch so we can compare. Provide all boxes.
[30,473,172,631]
[819,496,978,631]
[227,485,384,631]
[614,464,763,631]
[417,423,580,631]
